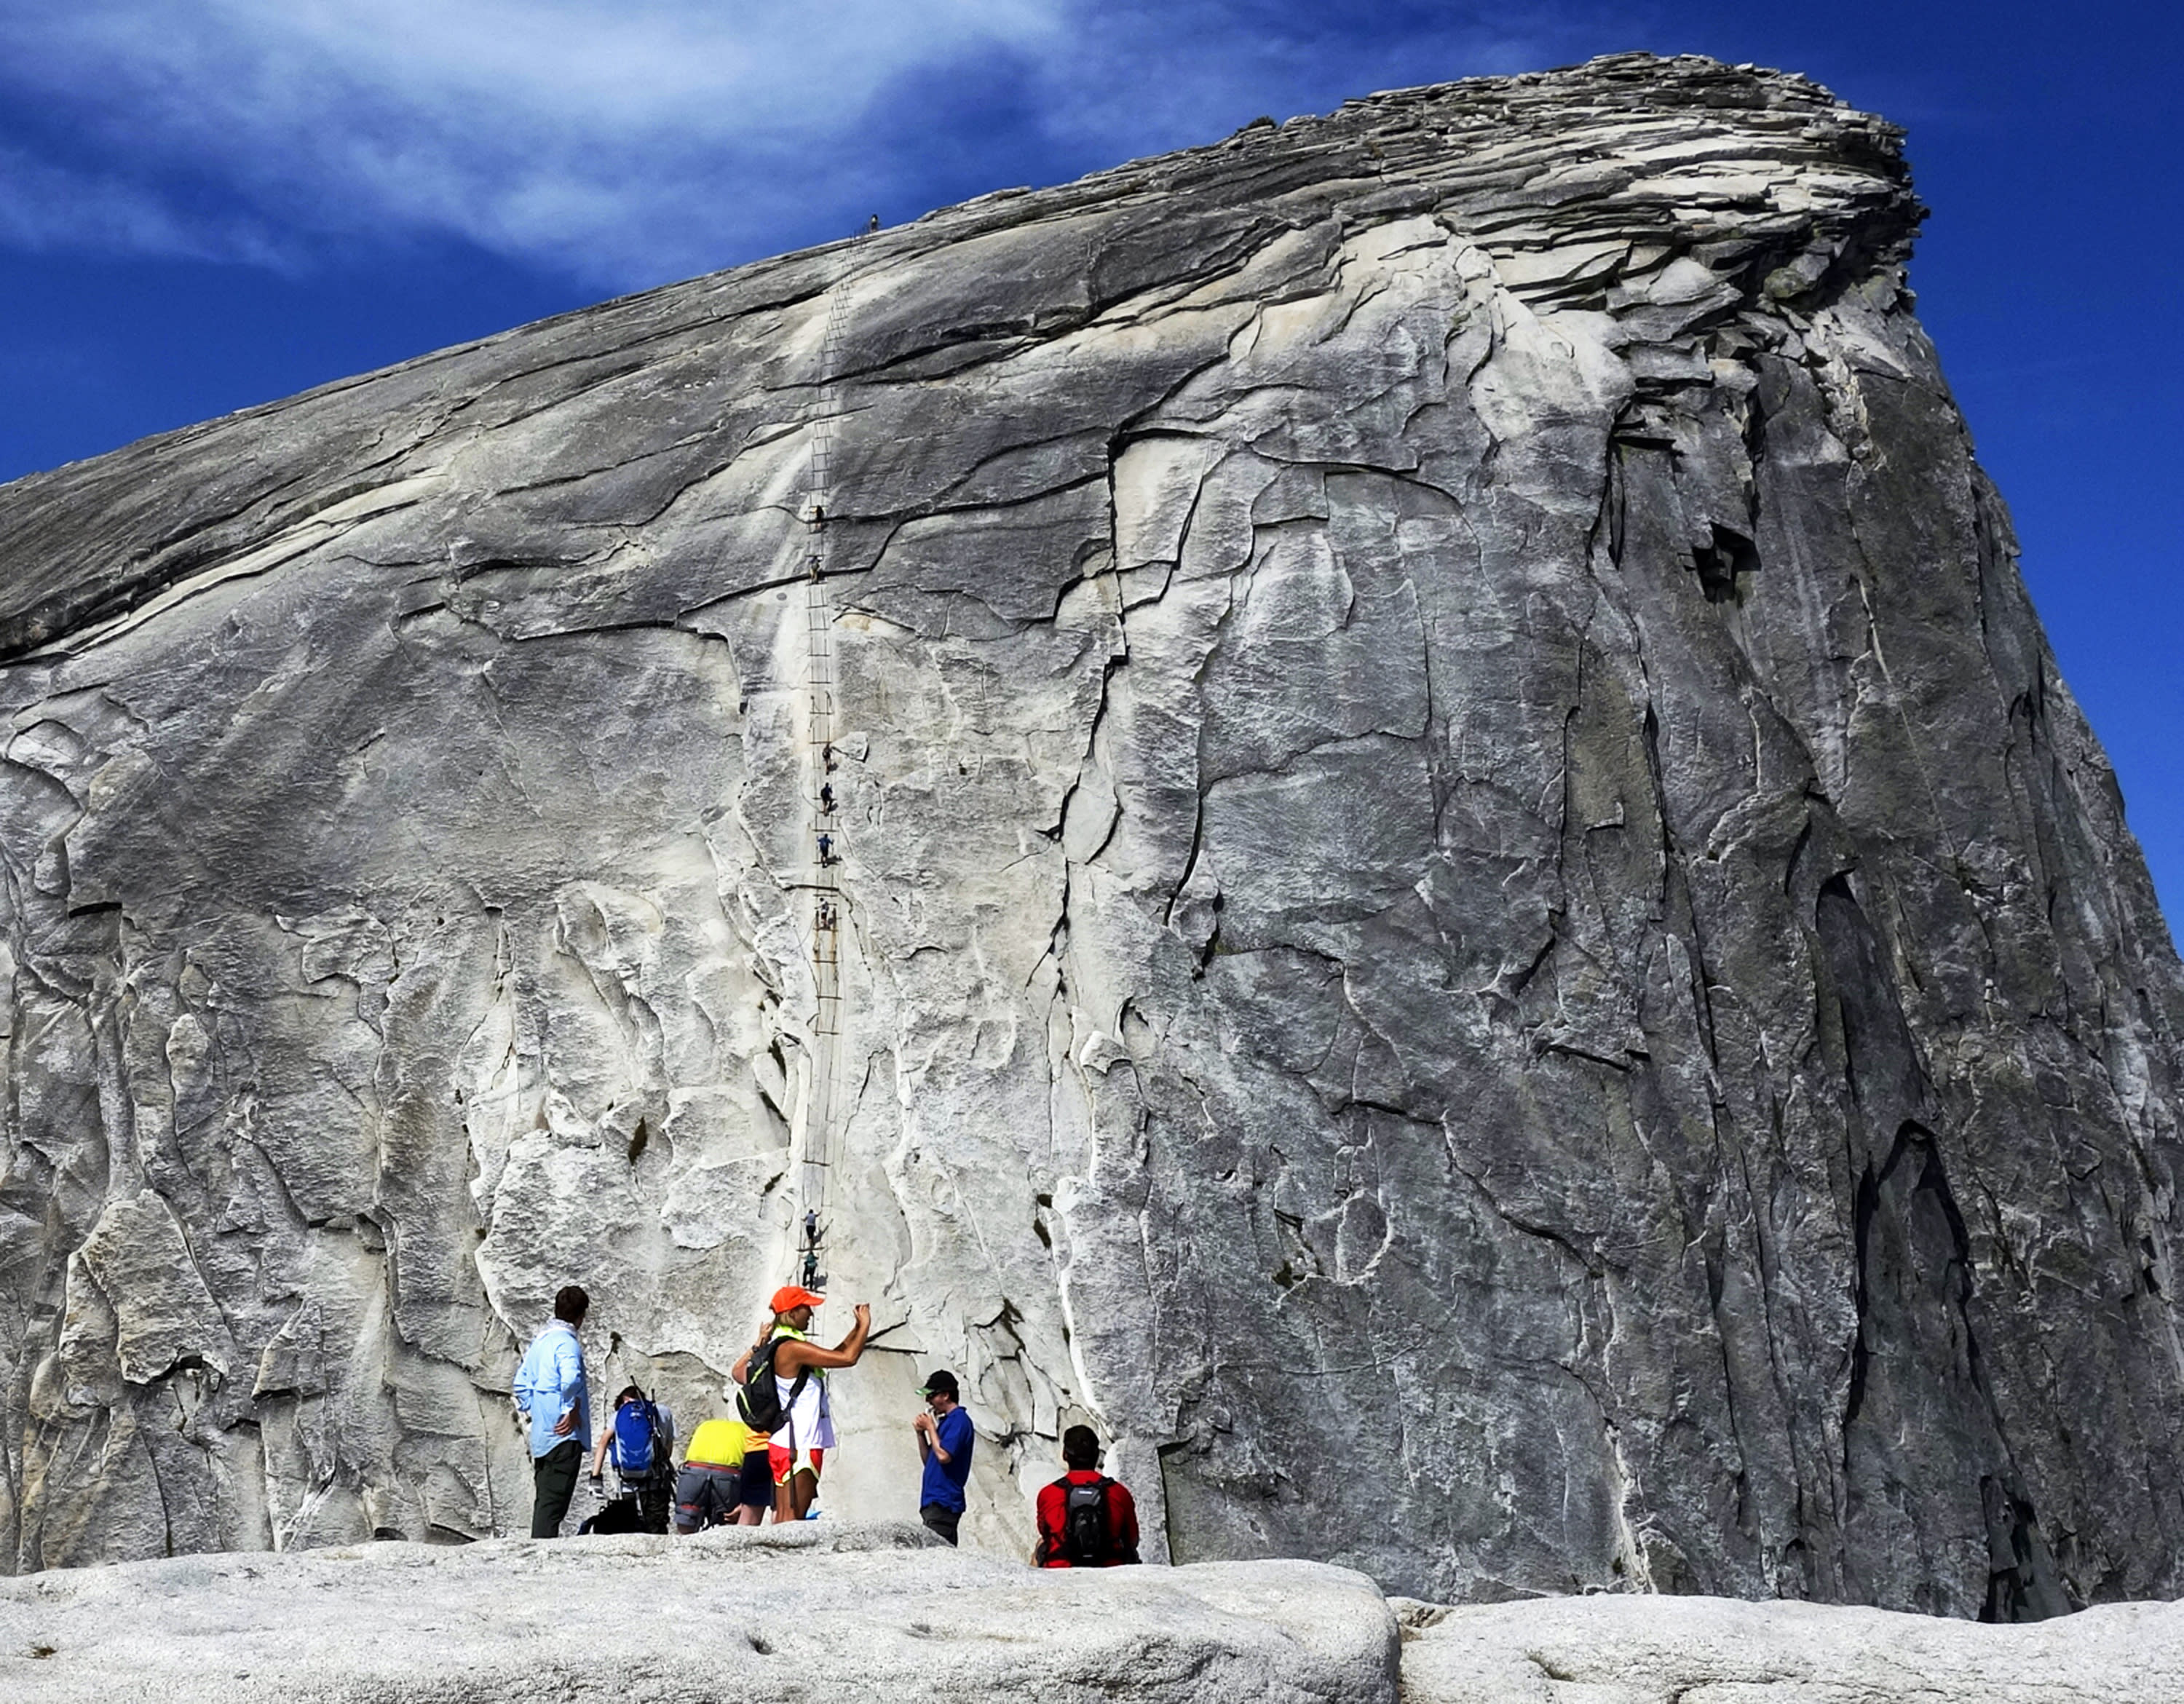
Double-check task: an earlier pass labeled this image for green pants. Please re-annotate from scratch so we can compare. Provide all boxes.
[531,1440,582,1538]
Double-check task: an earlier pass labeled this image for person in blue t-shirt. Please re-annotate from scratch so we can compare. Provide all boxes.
[912,1369,975,1544]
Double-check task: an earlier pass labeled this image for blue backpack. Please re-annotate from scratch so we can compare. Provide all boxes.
[611,1398,668,1479]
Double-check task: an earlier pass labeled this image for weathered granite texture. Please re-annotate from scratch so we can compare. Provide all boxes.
[0,1521,1400,1703]
[1,52,2180,1610]
[1397,1591,2184,1702]
[6,1525,2178,1704]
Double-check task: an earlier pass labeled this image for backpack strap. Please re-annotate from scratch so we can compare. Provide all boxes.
[780,1363,812,1444]
[771,1328,815,1435]
[761,1338,812,1396]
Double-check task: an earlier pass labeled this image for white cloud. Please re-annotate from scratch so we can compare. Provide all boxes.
[0,1,1570,288]
[0,143,280,261]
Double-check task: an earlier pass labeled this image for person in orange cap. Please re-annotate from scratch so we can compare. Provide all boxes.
[730,1285,870,1523]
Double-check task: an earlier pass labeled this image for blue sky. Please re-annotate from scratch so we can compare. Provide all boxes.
[0,2,2176,922]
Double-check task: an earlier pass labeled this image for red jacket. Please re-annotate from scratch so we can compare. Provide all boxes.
[1034,1470,1140,1566]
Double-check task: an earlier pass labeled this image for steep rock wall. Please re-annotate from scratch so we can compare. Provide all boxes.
[0,54,2180,1610]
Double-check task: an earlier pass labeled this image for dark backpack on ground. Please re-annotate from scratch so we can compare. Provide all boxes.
[737,1338,809,1435]
[1063,1477,1113,1564]
[610,1397,668,1480]
[579,1493,643,1536]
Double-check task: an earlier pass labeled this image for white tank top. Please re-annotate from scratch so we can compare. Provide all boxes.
[774,1331,835,1450]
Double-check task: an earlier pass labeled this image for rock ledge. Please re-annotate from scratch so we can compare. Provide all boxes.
[0,1521,1397,1703]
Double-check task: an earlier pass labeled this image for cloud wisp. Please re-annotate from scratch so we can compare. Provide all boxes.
[0,1,1581,289]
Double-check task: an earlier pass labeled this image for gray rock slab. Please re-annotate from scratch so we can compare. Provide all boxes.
[0,1521,1397,1703]
[1396,1592,2184,1703]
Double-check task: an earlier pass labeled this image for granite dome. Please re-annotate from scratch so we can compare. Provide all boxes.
[0,53,2178,1614]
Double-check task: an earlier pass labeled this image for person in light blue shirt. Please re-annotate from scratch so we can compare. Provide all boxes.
[912,1368,974,1545]
[513,1285,590,1538]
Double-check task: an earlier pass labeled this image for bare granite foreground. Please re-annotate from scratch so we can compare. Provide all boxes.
[1397,1591,2184,1703]
[0,1521,1397,1703]
[5,1525,2179,1703]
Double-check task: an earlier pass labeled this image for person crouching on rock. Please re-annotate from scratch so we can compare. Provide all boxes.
[672,1410,772,1532]
[589,1384,676,1534]
[912,1368,974,1545]
[733,1285,871,1523]
[1034,1425,1140,1567]
[513,1284,590,1539]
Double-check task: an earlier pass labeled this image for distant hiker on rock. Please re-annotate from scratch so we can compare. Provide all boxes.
[588,1384,676,1534]
[912,1368,974,1545]
[673,1410,772,1531]
[513,1284,590,1539]
[1034,1425,1140,1567]
[731,1285,871,1523]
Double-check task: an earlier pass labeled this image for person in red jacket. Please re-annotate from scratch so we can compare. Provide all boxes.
[1034,1425,1140,1566]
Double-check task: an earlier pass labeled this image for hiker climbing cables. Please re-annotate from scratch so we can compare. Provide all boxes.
[731,1285,871,1522]
[794,266,852,1419]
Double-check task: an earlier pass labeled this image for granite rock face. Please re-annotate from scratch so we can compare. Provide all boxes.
[1,52,2181,1609]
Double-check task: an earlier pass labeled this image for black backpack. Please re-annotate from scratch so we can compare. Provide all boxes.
[736,1336,809,1435]
[1062,1477,1112,1564]
[579,1493,643,1536]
